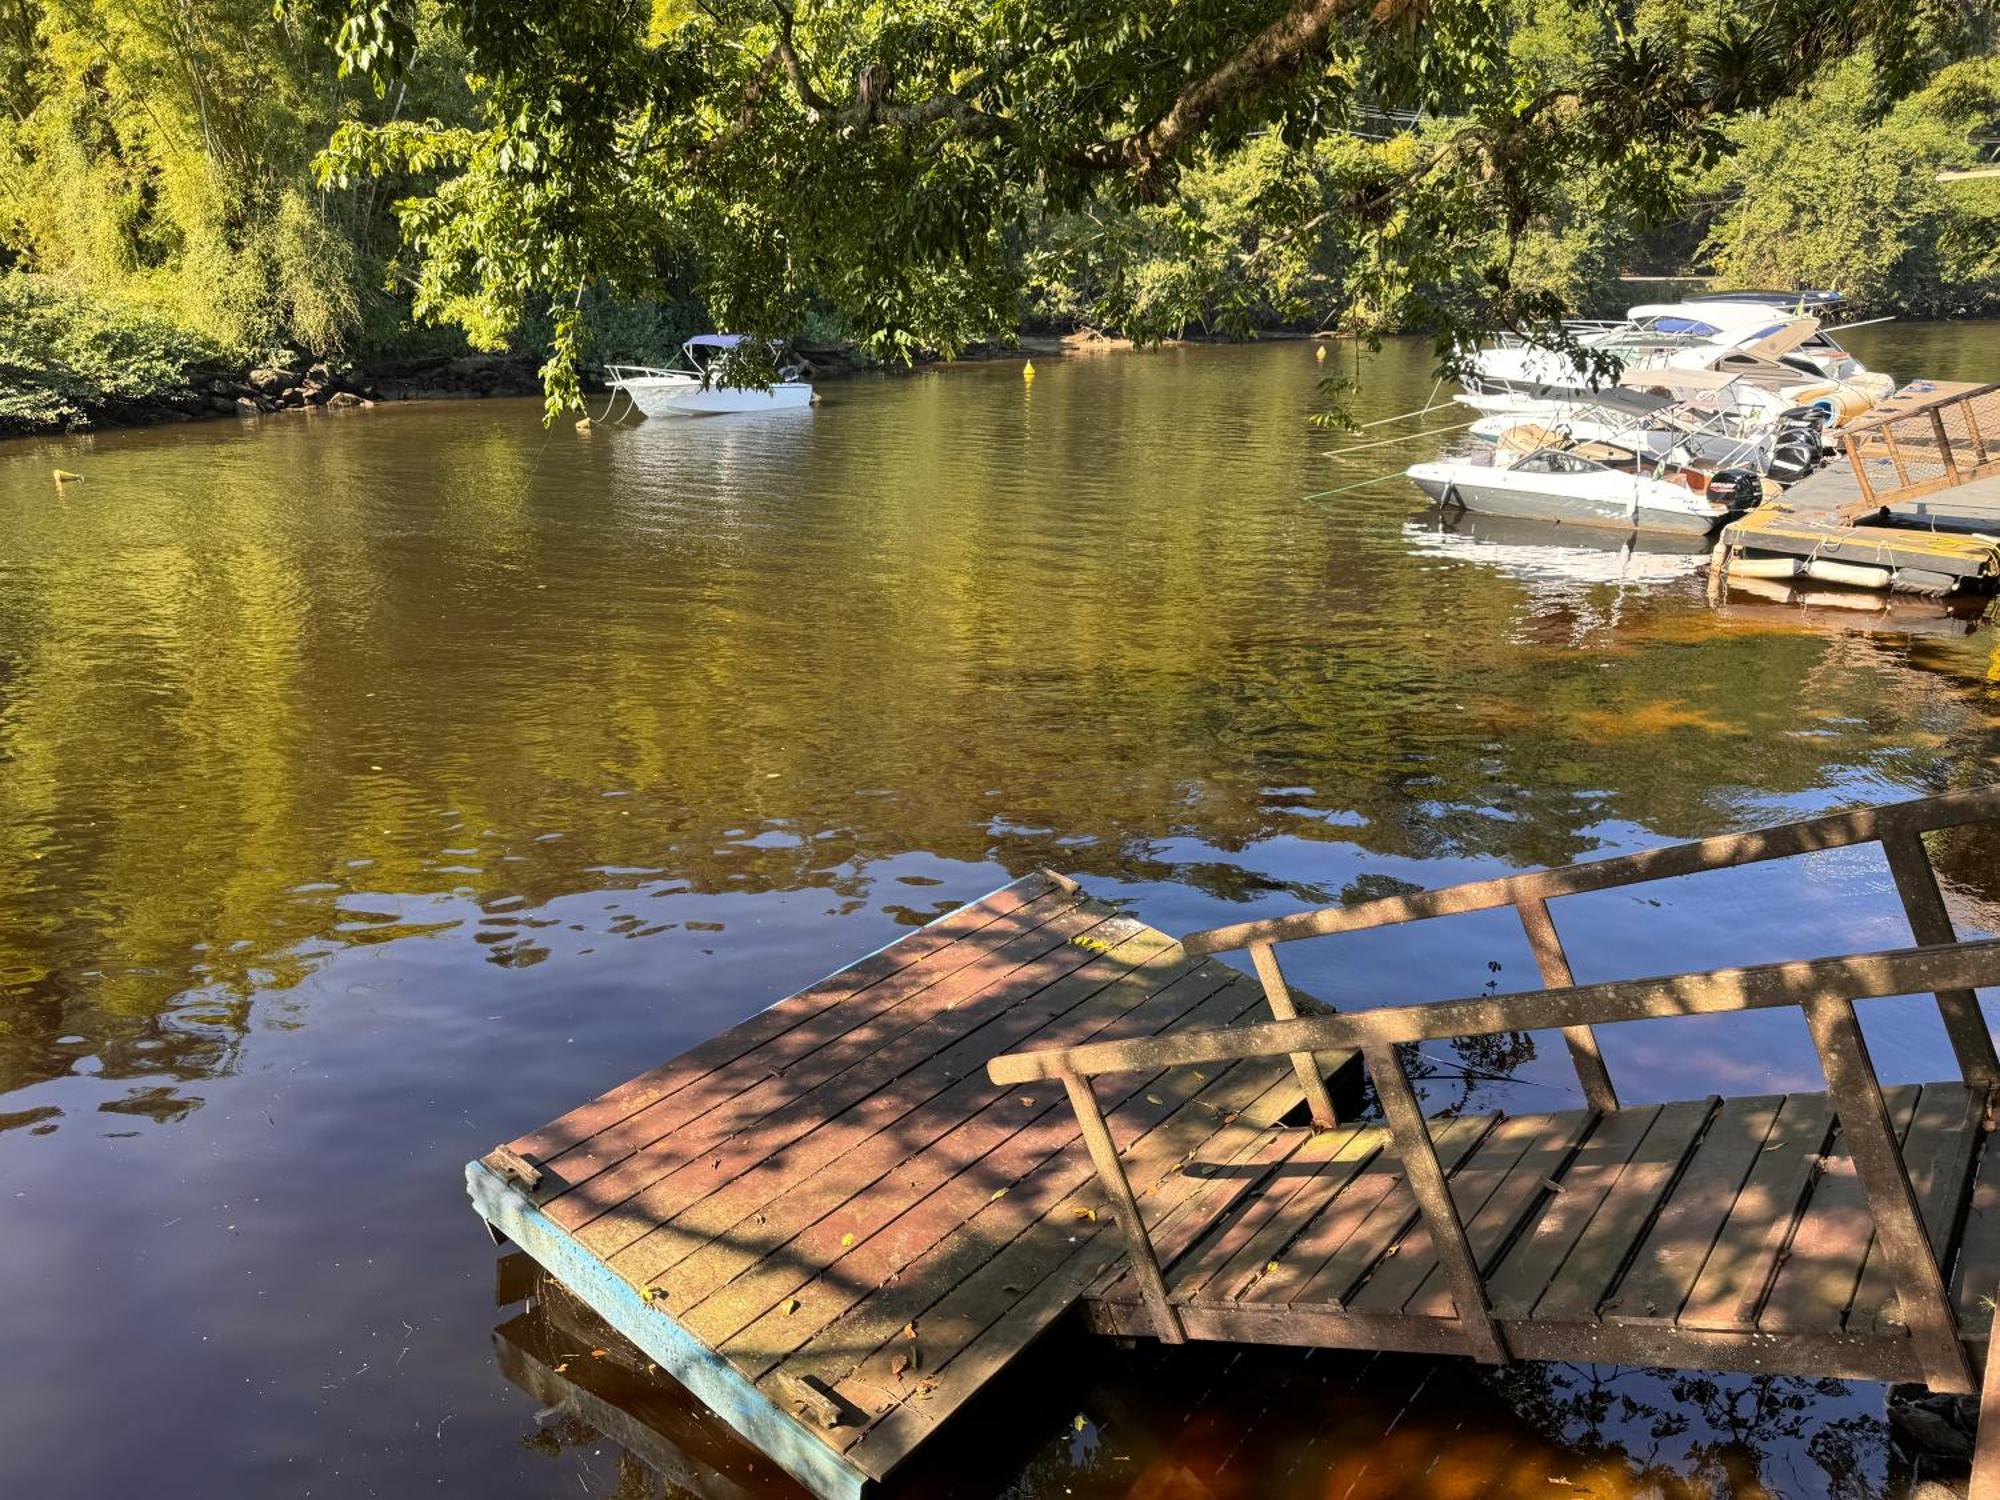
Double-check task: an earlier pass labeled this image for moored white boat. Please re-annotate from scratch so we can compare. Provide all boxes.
[1406,435,1760,537]
[607,335,815,418]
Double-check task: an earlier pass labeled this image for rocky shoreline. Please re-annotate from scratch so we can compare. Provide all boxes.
[61,351,551,433]
[11,331,1098,440]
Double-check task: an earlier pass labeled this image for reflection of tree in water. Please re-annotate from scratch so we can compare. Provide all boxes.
[4,369,2000,1120]
[1487,1361,1891,1499]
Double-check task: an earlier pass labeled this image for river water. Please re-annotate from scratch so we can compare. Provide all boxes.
[1,327,1997,1499]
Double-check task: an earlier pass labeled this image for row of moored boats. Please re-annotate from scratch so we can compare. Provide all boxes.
[1405,292,1897,536]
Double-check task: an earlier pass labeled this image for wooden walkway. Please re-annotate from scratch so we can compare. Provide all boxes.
[472,787,2000,1500]
[1083,1081,1995,1381]
[467,872,1356,1500]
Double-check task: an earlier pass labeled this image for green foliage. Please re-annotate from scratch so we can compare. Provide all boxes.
[0,275,219,434]
[0,0,473,359]
[285,0,1960,414]
[2,0,1996,426]
[1698,56,2000,316]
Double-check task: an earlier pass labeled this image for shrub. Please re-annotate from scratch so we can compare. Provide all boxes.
[0,275,218,435]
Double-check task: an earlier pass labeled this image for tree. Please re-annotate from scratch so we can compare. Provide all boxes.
[291,0,1978,417]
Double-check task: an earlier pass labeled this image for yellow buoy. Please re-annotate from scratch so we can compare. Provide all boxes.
[52,469,81,484]
[1022,360,1035,381]
[1315,344,1327,362]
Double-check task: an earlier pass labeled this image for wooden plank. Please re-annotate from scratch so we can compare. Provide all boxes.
[463,1162,869,1500]
[727,1049,1303,1393]
[1483,1105,1661,1320]
[1083,1294,1926,1385]
[607,925,1188,1294]
[1060,1064,1183,1341]
[1600,1094,1784,1323]
[1237,1113,1494,1305]
[1312,1048,1504,1368]
[1175,787,2000,958]
[570,902,1127,1253]
[705,982,1292,1385]
[814,1070,1307,1464]
[835,1100,1308,1478]
[508,874,1055,1163]
[1163,1121,1376,1302]
[1799,998,1973,1392]
[1852,1083,1984,1335]
[553,888,1098,1221]
[990,939,2000,1087]
[1758,1092,1917,1333]
[1402,1107,1597,1318]
[1958,1133,2000,1327]
[1248,940,1338,1127]
[646,952,1237,1336]
[1883,830,2000,1085]
[1517,897,1618,1111]
[1975,1315,2000,1500]
[1679,1092,1834,1330]
[1338,1109,1551,1318]
[1531,1097,1718,1322]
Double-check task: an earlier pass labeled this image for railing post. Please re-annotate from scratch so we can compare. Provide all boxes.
[1882,829,2000,1086]
[1800,992,1974,1394]
[1247,940,1339,1128]
[1516,897,1619,1112]
[1057,1065,1185,1344]
[1362,1041,1509,1364]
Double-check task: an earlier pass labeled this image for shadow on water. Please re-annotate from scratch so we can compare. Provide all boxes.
[496,1270,1921,1500]
[1,330,1998,1496]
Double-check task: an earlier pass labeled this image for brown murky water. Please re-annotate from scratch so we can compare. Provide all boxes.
[1,325,1997,1498]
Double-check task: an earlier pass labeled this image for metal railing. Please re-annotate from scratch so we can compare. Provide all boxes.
[987,787,2000,1395]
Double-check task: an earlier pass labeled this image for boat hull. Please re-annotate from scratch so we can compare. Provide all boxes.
[1407,463,1723,537]
[617,377,815,418]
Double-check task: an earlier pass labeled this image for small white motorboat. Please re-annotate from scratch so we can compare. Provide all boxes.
[1406,432,1761,537]
[606,335,815,418]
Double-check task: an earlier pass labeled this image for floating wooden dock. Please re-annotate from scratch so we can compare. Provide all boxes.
[1715,503,2000,593]
[1713,381,2000,596]
[468,872,1357,1500]
[472,789,2000,1499]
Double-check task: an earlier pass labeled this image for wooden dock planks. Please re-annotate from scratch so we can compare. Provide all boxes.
[466,874,1355,1500]
[1084,1083,1994,1386]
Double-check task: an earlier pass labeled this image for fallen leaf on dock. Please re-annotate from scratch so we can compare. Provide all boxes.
[786,1298,802,1315]
[1073,1207,1097,1221]
[1019,1096,1036,1107]
[840,1233,855,1246]
[1146,1095,1164,1105]
[590,1349,608,1359]
[891,1353,910,1379]
[990,1187,1008,1201]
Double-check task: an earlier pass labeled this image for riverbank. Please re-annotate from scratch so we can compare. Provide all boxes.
[1,319,1083,440]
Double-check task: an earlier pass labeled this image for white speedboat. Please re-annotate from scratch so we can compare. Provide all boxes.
[1457,294,1883,419]
[606,335,814,417]
[1406,434,1760,537]
[1466,382,1782,470]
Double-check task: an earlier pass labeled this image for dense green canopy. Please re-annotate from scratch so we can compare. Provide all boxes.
[3,1,1997,420]
[286,0,1995,409]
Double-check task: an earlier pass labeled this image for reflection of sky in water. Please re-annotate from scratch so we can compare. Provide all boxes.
[0,331,1997,1496]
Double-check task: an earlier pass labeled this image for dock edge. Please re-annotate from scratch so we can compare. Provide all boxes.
[465,1159,871,1500]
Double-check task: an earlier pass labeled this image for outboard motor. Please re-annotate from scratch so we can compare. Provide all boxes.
[1766,438,1819,484]
[1776,405,1828,432]
[1707,469,1763,511]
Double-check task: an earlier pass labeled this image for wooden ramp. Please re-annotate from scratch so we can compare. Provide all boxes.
[990,786,2000,1420]
[466,872,1357,1500]
[1083,1082,1996,1383]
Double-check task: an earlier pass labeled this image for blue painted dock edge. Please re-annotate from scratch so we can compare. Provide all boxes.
[465,1160,871,1500]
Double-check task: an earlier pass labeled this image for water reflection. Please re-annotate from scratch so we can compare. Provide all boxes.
[2,330,1998,1499]
[494,1270,1909,1500]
